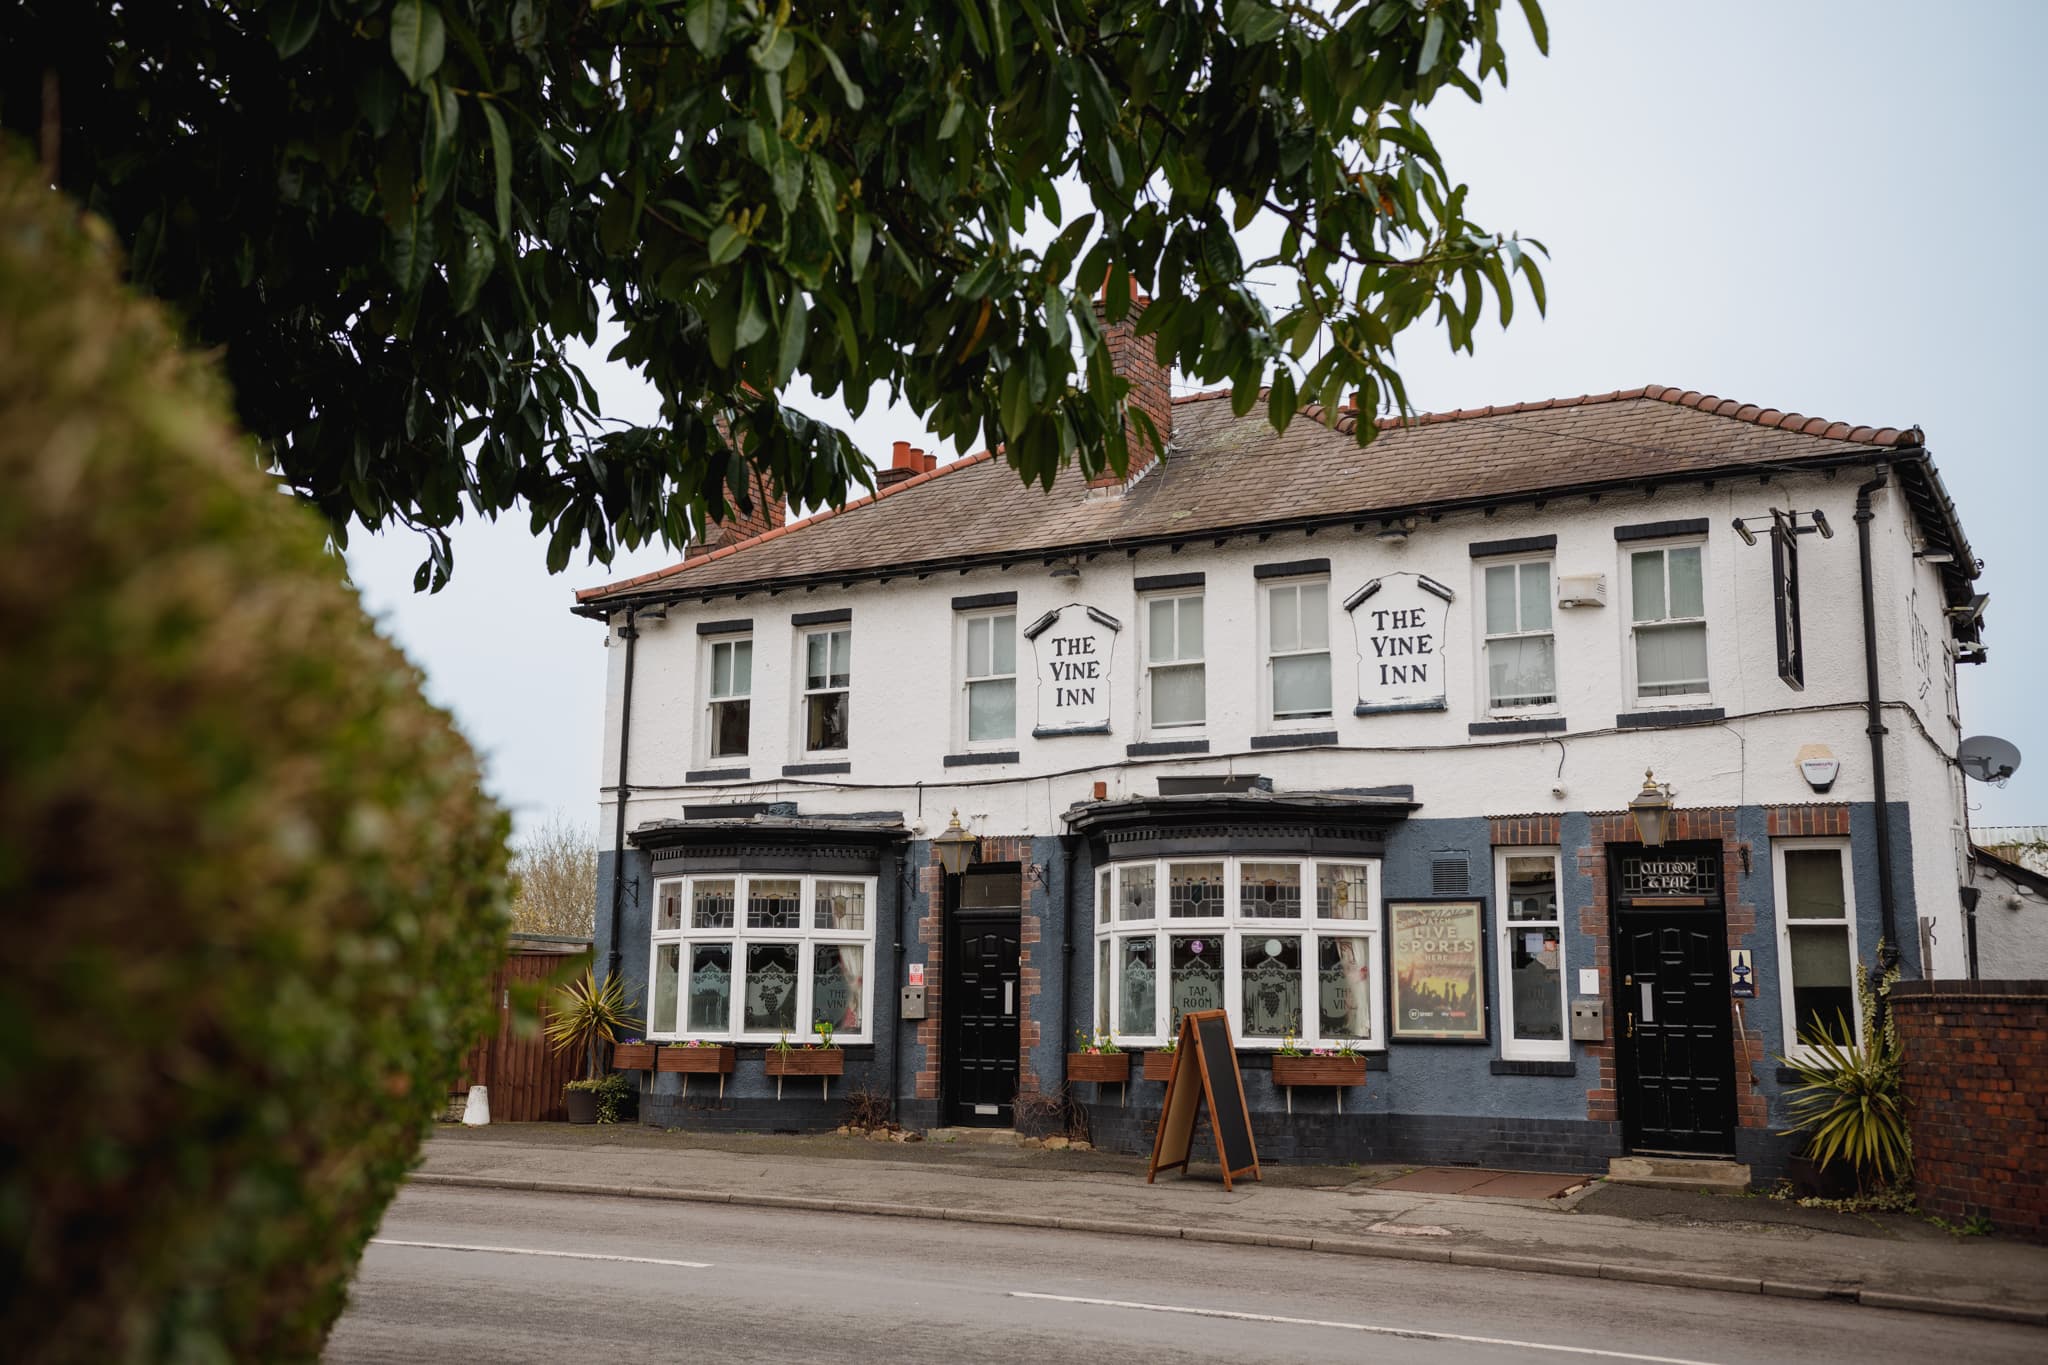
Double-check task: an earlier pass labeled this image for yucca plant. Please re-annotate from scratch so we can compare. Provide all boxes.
[1777,946,1911,1191]
[544,969,633,1081]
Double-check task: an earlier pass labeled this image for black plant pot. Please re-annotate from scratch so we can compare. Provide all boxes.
[563,1088,599,1125]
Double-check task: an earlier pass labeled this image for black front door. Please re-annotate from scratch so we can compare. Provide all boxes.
[944,869,1021,1127]
[1610,844,1736,1156]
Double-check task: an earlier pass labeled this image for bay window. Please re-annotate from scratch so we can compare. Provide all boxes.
[648,872,875,1042]
[1094,855,1382,1048]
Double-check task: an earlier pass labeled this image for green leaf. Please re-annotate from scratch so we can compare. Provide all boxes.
[269,0,322,58]
[849,215,873,281]
[776,289,808,383]
[450,208,494,314]
[1267,370,1298,433]
[1225,0,1286,45]
[734,268,769,351]
[810,35,865,111]
[707,221,747,266]
[1519,0,1550,55]
[389,0,446,87]
[685,0,729,55]
[481,100,513,238]
[1418,12,1449,76]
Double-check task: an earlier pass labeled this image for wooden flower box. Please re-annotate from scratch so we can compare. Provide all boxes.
[1067,1051,1130,1085]
[612,1042,658,1071]
[1141,1050,1178,1082]
[764,1048,844,1077]
[657,1044,736,1075]
[1271,1055,1369,1087]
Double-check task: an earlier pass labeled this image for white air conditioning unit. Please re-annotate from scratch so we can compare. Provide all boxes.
[1557,573,1607,609]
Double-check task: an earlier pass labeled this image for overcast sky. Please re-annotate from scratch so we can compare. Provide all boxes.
[345,0,2048,846]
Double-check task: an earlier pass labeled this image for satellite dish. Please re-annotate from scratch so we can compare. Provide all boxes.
[1959,735,2022,785]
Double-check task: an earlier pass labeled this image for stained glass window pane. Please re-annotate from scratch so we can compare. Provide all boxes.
[813,879,866,931]
[687,943,732,1032]
[1119,863,1156,921]
[657,882,682,932]
[1119,936,1157,1035]
[1318,936,1371,1040]
[653,943,680,1034]
[742,942,799,1033]
[1239,861,1302,918]
[1168,935,1225,1035]
[691,878,735,929]
[811,944,863,1034]
[747,877,802,929]
[1317,864,1372,920]
[1239,934,1302,1038]
[1166,862,1225,917]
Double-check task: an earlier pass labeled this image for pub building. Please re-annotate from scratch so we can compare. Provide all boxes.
[574,322,1985,1178]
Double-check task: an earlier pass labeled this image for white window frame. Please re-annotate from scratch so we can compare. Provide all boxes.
[703,635,753,761]
[1142,591,1206,735]
[1494,847,1568,1061]
[799,626,852,754]
[648,872,878,1044]
[1622,539,1711,705]
[1478,558,1558,714]
[1771,838,1859,1063]
[1093,855,1384,1051]
[957,608,1018,748]
[1263,577,1334,728]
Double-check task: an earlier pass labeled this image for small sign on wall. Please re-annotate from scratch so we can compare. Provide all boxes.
[1024,603,1121,737]
[1729,949,1756,999]
[1344,573,1453,714]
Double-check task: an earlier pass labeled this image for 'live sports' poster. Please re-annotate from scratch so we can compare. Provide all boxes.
[1390,900,1487,1040]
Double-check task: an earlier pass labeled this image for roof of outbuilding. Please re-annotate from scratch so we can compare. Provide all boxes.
[574,384,1937,610]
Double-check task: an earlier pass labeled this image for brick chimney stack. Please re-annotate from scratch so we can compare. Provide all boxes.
[686,465,786,558]
[1089,277,1172,491]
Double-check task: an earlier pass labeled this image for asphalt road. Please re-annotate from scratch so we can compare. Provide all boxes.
[326,1187,2045,1364]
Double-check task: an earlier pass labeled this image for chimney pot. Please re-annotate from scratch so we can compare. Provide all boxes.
[892,439,914,469]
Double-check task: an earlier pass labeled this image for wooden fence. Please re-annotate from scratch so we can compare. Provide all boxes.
[454,936,590,1123]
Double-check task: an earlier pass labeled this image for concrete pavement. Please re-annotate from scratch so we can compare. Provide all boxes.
[415,1124,2048,1328]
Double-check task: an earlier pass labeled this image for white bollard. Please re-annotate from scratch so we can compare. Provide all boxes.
[462,1085,491,1126]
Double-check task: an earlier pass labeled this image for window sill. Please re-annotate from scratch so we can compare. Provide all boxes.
[1491,1058,1576,1076]
[1616,706,1725,728]
[943,750,1020,767]
[1249,729,1339,750]
[1127,738,1209,757]
[1469,716,1567,737]
[686,766,751,783]
[783,760,851,776]
[1356,698,1448,716]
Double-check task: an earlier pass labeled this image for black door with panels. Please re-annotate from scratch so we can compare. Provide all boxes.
[1610,843,1736,1156]
[943,868,1021,1127]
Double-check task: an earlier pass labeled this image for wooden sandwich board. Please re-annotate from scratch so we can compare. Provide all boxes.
[1146,1009,1261,1191]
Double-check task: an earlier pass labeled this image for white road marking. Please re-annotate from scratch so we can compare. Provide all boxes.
[1009,1291,1724,1365]
[370,1239,711,1270]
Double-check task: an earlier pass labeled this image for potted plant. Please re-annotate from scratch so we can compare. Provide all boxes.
[543,968,632,1124]
[1142,1039,1178,1082]
[1778,949,1911,1198]
[1067,1030,1129,1084]
[1270,1034,1369,1088]
[612,1036,658,1071]
[563,1072,634,1124]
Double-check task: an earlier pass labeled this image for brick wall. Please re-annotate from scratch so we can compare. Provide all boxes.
[1573,807,1769,1133]
[1891,979,2048,1239]
[1089,286,1171,487]
[912,837,1047,1104]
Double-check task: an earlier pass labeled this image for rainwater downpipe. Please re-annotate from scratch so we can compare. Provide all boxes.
[606,608,639,982]
[1854,472,1902,974]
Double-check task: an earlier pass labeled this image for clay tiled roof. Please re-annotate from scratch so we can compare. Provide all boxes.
[575,385,1924,607]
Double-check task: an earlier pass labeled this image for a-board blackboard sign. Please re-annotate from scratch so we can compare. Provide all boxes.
[1147,1009,1260,1191]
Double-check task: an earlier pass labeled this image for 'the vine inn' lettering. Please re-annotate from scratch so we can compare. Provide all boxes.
[1026,603,1120,737]
[1348,573,1452,711]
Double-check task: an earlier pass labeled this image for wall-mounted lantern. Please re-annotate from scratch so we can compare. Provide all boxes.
[933,809,979,877]
[1628,770,1675,847]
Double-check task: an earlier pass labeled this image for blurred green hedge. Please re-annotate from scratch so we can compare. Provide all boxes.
[0,150,511,1360]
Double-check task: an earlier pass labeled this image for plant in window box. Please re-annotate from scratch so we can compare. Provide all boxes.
[612,1037,658,1071]
[657,1038,738,1100]
[1270,1033,1369,1089]
[1141,1039,1178,1082]
[543,969,632,1124]
[764,1028,844,1098]
[1067,1030,1129,1084]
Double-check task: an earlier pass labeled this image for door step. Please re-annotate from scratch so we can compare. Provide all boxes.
[1606,1156,1752,1192]
[927,1126,1024,1146]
